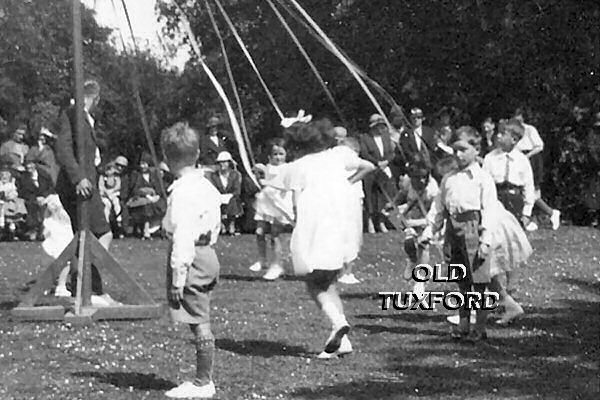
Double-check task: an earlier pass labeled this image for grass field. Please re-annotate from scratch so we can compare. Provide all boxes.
[1,227,599,400]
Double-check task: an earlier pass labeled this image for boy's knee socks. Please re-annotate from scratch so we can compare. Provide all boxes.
[194,337,215,386]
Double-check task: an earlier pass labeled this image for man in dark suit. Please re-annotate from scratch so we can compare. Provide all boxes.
[198,116,229,166]
[399,108,437,169]
[359,114,397,233]
[55,80,112,298]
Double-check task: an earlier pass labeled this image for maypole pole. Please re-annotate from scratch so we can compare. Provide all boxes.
[11,0,162,322]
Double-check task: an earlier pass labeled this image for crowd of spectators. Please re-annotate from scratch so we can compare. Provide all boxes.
[2,106,599,242]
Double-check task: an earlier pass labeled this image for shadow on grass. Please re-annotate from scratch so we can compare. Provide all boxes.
[219,274,262,282]
[293,297,600,399]
[0,300,19,310]
[72,371,175,390]
[355,312,447,323]
[216,338,308,358]
[560,276,600,296]
[340,292,380,300]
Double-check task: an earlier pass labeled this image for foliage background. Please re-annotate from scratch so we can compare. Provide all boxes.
[0,0,598,222]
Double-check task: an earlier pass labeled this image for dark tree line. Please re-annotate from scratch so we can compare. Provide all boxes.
[1,0,598,221]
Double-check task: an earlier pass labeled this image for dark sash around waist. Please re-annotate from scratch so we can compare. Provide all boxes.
[449,210,481,223]
[496,182,523,195]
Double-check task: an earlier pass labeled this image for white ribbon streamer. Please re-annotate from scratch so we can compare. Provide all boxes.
[173,2,260,188]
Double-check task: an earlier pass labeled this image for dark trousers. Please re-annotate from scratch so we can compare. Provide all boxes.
[496,183,524,222]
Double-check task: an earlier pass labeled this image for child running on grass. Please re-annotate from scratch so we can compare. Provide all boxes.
[249,138,294,280]
[419,126,497,342]
[265,118,375,358]
[161,122,222,399]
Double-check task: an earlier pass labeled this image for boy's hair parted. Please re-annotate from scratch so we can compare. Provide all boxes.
[452,126,482,149]
[161,122,200,166]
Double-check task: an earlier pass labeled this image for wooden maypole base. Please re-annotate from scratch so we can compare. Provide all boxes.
[11,229,162,323]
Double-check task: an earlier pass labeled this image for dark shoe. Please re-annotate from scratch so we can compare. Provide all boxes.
[324,325,351,354]
[450,327,469,340]
[465,330,488,343]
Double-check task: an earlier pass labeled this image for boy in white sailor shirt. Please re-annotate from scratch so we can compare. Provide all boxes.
[161,122,222,399]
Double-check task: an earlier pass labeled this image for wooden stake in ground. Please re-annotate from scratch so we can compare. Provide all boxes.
[11,0,161,323]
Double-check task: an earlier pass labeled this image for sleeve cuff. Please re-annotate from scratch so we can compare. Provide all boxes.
[172,266,188,288]
[523,205,533,216]
[479,230,491,246]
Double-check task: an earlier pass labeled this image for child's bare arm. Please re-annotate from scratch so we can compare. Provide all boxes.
[348,158,375,185]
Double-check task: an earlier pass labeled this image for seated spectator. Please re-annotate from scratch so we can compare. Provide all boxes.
[18,159,55,240]
[111,156,130,235]
[0,124,30,175]
[99,161,124,236]
[208,151,242,235]
[26,127,58,185]
[125,153,166,239]
[0,164,27,240]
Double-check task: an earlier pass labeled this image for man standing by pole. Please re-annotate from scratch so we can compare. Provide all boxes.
[55,79,115,303]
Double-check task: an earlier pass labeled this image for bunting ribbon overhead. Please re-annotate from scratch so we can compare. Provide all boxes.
[204,0,255,165]
[266,0,346,126]
[172,1,260,188]
[212,0,284,120]
[276,0,412,129]
[284,0,393,132]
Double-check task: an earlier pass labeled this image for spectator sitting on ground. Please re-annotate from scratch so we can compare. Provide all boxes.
[26,127,58,185]
[125,153,166,239]
[99,160,124,237]
[0,164,28,240]
[0,124,30,174]
[18,158,55,241]
[208,151,243,235]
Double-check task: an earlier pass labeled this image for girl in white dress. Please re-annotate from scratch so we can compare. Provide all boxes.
[249,138,294,280]
[266,119,375,358]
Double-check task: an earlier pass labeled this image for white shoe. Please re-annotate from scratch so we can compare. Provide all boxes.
[317,335,352,359]
[91,293,122,307]
[249,261,262,272]
[550,210,561,230]
[446,312,476,325]
[263,264,284,281]
[54,286,71,297]
[338,273,360,284]
[496,303,524,325]
[525,221,538,231]
[165,381,216,398]
[412,281,426,299]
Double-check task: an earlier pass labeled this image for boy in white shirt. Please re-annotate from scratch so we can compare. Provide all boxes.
[420,126,497,341]
[483,118,535,225]
[161,122,222,399]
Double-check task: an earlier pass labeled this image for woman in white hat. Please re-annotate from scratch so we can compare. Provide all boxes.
[208,151,243,235]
